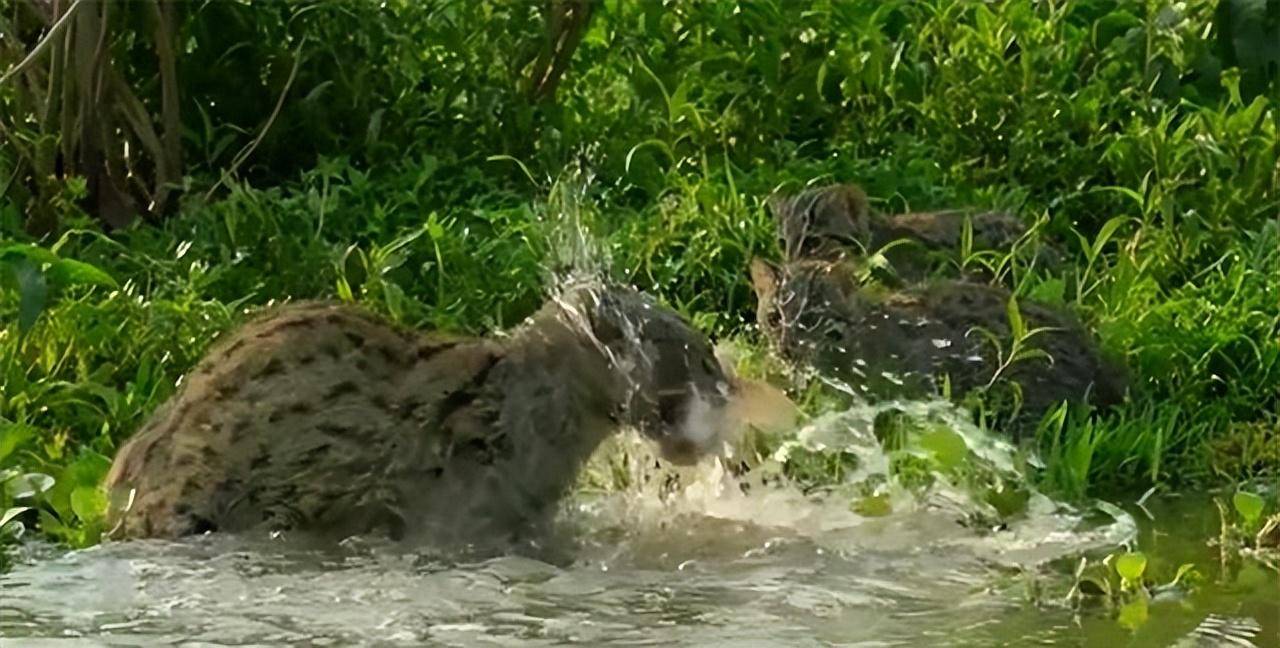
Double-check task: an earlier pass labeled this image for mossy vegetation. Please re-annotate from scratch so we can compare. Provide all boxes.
[1,0,1277,550]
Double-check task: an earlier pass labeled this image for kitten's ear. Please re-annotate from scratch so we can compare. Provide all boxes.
[766,193,796,254]
[749,258,781,301]
[766,193,790,223]
[835,183,872,229]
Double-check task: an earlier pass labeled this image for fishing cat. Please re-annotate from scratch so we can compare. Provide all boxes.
[754,183,1124,434]
[104,283,736,545]
[770,183,1039,280]
[749,257,1126,434]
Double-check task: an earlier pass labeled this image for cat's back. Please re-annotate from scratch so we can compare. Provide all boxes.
[104,302,472,538]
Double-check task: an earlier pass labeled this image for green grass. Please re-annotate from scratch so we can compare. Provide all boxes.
[2,0,1277,550]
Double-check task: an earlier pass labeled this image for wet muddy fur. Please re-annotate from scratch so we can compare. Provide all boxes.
[769,183,1034,280]
[104,285,732,544]
[754,184,1127,434]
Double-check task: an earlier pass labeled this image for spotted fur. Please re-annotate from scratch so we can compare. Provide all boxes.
[769,183,1048,280]
[105,285,732,544]
[750,258,1126,436]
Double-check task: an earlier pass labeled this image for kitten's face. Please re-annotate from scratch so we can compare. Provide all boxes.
[770,184,871,260]
[640,320,733,464]
[749,258,859,358]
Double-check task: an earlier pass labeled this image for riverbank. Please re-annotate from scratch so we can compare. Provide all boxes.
[2,0,1276,558]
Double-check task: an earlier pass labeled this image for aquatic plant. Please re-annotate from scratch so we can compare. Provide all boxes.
[1215,489,1280,568]
[1066,548,1201,631]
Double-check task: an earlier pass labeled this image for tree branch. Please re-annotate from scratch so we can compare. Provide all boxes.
[0,0,84,87]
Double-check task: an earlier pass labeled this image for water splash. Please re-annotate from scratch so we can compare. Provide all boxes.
[574,391,1135,569]
[527,182,1137,569]
[538,160,610,291]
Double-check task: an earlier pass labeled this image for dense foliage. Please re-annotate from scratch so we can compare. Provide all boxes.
[1,0,1277,549]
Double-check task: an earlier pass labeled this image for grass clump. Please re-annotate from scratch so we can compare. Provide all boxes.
[1,0,1278,550]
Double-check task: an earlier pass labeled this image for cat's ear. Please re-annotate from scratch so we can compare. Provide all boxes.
[772,184,872,260]
[765,192,790,224]
[835,183,872,229]
[816,184,872,250]
[749,257,781,302]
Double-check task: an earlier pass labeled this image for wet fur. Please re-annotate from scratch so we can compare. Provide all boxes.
[770,183,1037,280]
[105,286,730,544]
[751,259,1125,433]
[754,184,1127,434]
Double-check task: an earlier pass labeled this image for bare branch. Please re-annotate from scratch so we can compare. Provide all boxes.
[0,0,84,87]
[149,0,182,212]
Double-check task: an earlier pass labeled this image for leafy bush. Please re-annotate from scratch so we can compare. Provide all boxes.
[1,0,1277,550]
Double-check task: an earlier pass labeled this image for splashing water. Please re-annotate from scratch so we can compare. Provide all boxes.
[4,188,1275,646]
[7,400,1272,646]
[574,396,1136,568]
[539,160,610,290]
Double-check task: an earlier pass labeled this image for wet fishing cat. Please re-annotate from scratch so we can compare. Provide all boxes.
[104,283,735,544]
[771,183,1040,280]
[749,258,1126,434]
[755,183,1124,434]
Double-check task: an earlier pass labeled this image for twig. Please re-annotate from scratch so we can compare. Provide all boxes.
[149,0,182,212]
[203,38,306,202]
[0,0,85,87]
[0,157,23,201]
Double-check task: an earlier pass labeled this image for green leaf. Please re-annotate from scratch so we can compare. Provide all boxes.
[365,107,385,146]
[1115,551,1147,583]
[335,277,354,302]
[0,244,58,265]
[1233,491,1266,524]
[1169,563,1198,587]
[6,472,54,499]
[1117,596,1149,630]
[0,422,37,464]
[0,506,30,529]
[918,427,969,471]
[1011,348,1054,365]
[1005,295,1025,340]
[38,509,72,541]
[47,258,117,289]
[624,139,674,174]
[8,257,48,335]
[1090,216,1129,260]
[852,493,892,517]
[60,452,112,489]
[984,484,1031,518]
[1027,277,1066,306]
[1096,10,1142,48]
[70,486,107,523]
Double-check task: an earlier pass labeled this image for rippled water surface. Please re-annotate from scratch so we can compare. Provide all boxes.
[3,405,1277,646]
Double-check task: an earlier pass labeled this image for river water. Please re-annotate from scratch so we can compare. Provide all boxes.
[2,403,1276,646]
